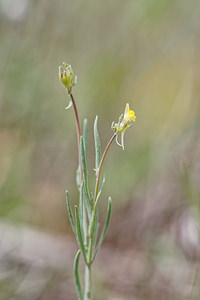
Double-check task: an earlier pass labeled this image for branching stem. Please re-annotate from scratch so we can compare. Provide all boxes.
[68,92,116,300]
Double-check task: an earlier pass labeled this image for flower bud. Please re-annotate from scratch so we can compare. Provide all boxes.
[59,62,77,93]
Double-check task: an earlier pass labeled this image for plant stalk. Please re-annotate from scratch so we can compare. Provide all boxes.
[84,264,92,300]
[84,133,116,300]
[68,93,116,300]
[94,133,116,204]
[70,91,90,300]
[70,91,82,177]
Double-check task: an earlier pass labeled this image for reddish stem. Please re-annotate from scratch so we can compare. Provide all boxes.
[94,133,116,203]
[69,91,82,179]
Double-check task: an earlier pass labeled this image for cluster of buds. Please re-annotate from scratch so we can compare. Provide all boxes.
[112,103,136,150]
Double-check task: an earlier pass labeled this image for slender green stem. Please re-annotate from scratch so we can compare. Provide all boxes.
[84,264,92,300]
[94,133,116,204]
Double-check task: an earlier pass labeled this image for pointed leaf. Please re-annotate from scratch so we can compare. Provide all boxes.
[76,165,81,190]
[94,116,101,173]
[66,192,76,235]
[83,119,88,153]
[80,136,91,206]
[80,136,87,183]
[74,249,83,300]
[95,175,105,206]
[89,207,98,238]
[87,207,99,264]
[93,197,112,261]
[91,209,99,259]
[83,183,92,220]
[78,182,87,246]
[82,201,87,246]
[75,206,87,264]
[93,212,99,250]
[79,182,84,235]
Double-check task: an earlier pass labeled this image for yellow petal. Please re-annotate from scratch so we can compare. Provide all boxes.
[127,110,135,120]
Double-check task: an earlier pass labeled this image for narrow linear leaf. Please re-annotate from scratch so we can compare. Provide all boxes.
[82,201,87,246]
[93,213,99,250]
[80,136,92,206]
[95,174,106,206]
[74,249,83,300]
[76,165,81,190]
[87,208,99,264]
[80,136,87,183]
[79,182,84,235]
[83,183,92,220]
[94,116,101,173]
[75,206,88,264]
[93,197,112,262]
[91,209,99,258]
[66,192,76,235]
[89,207,98,238]
[88,206,99,262]
[83,119,88,153]
[78,183,87,246]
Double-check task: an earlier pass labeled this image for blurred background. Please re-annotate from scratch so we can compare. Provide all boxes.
[1,0,200,299]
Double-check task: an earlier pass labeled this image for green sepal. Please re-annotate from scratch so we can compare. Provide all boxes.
[75,206,88,264]
[59,63,76,93]
[93,197,112,262]
[74,249,83,300]
[94,116,101,173]
[66,192,76,235]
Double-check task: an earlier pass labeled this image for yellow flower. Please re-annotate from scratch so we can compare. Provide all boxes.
[59,62,77,93]
[111,103,136,150]
[123,103,136,126]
